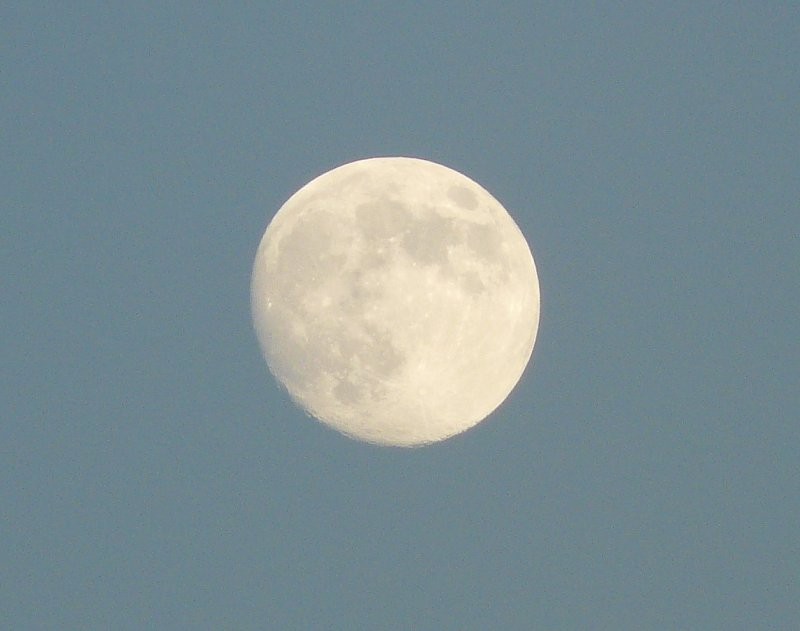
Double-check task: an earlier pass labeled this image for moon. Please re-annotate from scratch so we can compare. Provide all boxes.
[251,157,540,446]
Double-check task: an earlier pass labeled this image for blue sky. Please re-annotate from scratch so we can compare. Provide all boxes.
[3,4,798,629]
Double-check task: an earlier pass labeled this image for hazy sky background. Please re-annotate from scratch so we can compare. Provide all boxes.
[3,4,798,629]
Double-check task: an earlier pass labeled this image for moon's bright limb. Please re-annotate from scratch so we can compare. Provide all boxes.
[251,157,539,446]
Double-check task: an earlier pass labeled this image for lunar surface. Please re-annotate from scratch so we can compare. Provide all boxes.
[251,157,539,446]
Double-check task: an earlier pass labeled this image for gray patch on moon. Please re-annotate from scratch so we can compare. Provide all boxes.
[355,199,411,241]
[264,296,405,410]
[359,249,391,271]
[460,271,486,294]
[465,223,504,261]
[333,379,362,404]
[258,304,320,387]
[276,210,348,299]
[401,211,459,265]
[447,185,478,210]
[330,324,405,405]
[265,205,411,402]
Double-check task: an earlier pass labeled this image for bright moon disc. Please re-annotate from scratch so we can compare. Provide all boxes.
[251,157,540,446]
